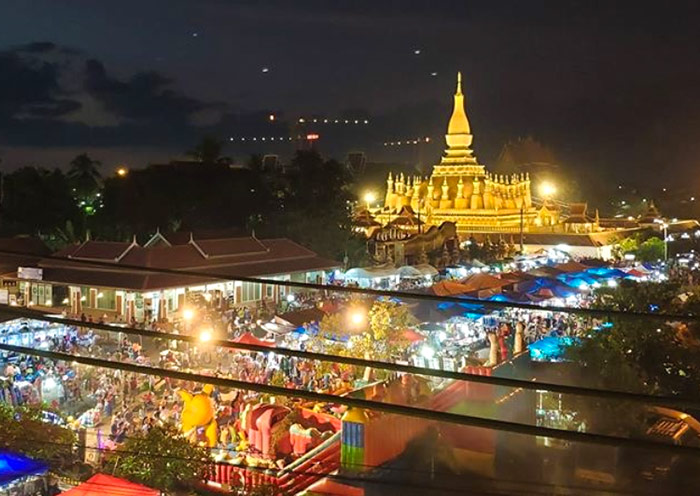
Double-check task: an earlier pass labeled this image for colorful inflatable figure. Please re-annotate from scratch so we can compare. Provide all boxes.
[179,384,218,447]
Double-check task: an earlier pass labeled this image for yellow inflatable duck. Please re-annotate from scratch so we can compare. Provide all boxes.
[179,384,218,447]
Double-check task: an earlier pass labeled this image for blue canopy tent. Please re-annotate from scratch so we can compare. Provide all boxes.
[529,336,577,362]
[415,300,491,321]
[0,451,47,489]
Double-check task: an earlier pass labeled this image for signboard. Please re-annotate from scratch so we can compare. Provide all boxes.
[0,290,8,305]
[17,267,43,281]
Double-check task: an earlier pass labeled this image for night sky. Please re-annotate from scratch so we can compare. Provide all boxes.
[0,0,699,194]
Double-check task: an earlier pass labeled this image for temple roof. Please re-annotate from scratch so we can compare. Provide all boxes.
[447,72,471,135]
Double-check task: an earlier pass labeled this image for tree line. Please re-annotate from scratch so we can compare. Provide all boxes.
[0,137,368,264]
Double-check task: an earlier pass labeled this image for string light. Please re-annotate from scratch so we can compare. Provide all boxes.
[383,137,432,146]
[229,136,293,142]
[296,117,369,125]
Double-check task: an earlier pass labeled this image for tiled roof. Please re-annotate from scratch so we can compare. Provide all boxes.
[66,241,133,260]
[33,237,339,291]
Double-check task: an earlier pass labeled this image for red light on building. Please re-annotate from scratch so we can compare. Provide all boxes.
[306,133,319,141]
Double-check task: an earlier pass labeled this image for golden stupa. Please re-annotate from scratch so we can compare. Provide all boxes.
[377,73,552,236]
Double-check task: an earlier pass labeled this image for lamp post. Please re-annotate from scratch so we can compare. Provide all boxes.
[655,219,669,261]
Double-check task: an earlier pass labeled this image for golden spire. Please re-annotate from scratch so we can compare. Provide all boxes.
[447,72,471,136]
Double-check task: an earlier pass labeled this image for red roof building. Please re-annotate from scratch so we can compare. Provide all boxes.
[12,231,340,322]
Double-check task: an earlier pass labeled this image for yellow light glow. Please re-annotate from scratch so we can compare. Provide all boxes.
[45,299,52,306]
[539,182,556,198]
[203,293,212,302]
[199,329,212,343]
[268,114,275,122]
[183,308,195,321]
[349,309,366,327]
[363,192,376,205]
[116,167,128,177]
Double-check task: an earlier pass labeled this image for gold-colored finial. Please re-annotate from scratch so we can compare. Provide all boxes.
[456,71,462,95]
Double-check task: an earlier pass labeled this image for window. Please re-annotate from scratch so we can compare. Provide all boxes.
[265,285,274,298]
[96,289,116,311]
[241,282,262,302]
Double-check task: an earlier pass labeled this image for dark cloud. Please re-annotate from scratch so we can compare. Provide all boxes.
[0,48,77,119]
[83,59,209,123]
[0,43,225,151]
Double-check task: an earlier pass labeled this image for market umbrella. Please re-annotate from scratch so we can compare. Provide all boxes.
[232,332,275,348]
[61,474,159,496]
[402,328,426,343]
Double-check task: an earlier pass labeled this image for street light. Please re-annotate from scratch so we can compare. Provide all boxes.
[199,328,213,343]
[182,308,195,321]
[539,181,556,198]
[654,218,669,261]
[363,191,376,210]
[116,167,128,177]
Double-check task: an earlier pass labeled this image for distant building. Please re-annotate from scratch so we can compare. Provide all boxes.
[10,230,339,322]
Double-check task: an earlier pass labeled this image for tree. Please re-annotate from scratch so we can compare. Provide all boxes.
[110,425,208,492]
[565,279,700,435]
[316,299,417,362]
[186,135,231,165]
[637,236,665,262]
[0,403,76,469]
[67,153,102,200]
[1,166,79,235]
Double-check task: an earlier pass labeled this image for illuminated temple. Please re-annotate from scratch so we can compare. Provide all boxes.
[376,73,553,235]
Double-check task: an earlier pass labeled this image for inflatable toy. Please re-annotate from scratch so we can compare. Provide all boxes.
[179,384,218,447]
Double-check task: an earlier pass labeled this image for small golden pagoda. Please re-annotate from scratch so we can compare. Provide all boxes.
[377,73,548,236]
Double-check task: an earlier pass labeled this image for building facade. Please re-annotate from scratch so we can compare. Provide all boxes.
[12,231,339,322]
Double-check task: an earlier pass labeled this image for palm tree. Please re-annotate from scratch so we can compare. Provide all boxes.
[67,153,102,198]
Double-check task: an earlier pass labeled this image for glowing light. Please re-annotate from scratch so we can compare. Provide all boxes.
[268,114,275,121]
[306,133,319,141]
[45,299,52,306]
[183,308,195,321]
[539,182,556,198]
[349,309,366,327]
[116,167,128,177]
[261,67,269,73]
[62,298,69,304]
[363,191,376,205]
[414,49,421,55]
[199,329,212,343]
[203,293,212,302]
[607,279,618,288]
[97,292,104,299]
[286,293,295,303]
[420,345,435,360]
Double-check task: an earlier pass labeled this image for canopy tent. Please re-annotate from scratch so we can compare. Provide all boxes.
[232,332,275,348]
[343,264,398,280]
[585,267,629,278]
[516,277,579,299]
[430,280,472,297]
[402,328,426,343]
[554,260,590,273]
[0,451,46,486]
[61,474,159,496]
[527,266,565,278]
[460,272,511,293]
[529,336,576,362]
[276,307,327,328]
[418,301,491,321]
[625,268,647,278]
[414,264,439,277]
[396,265,423,278]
